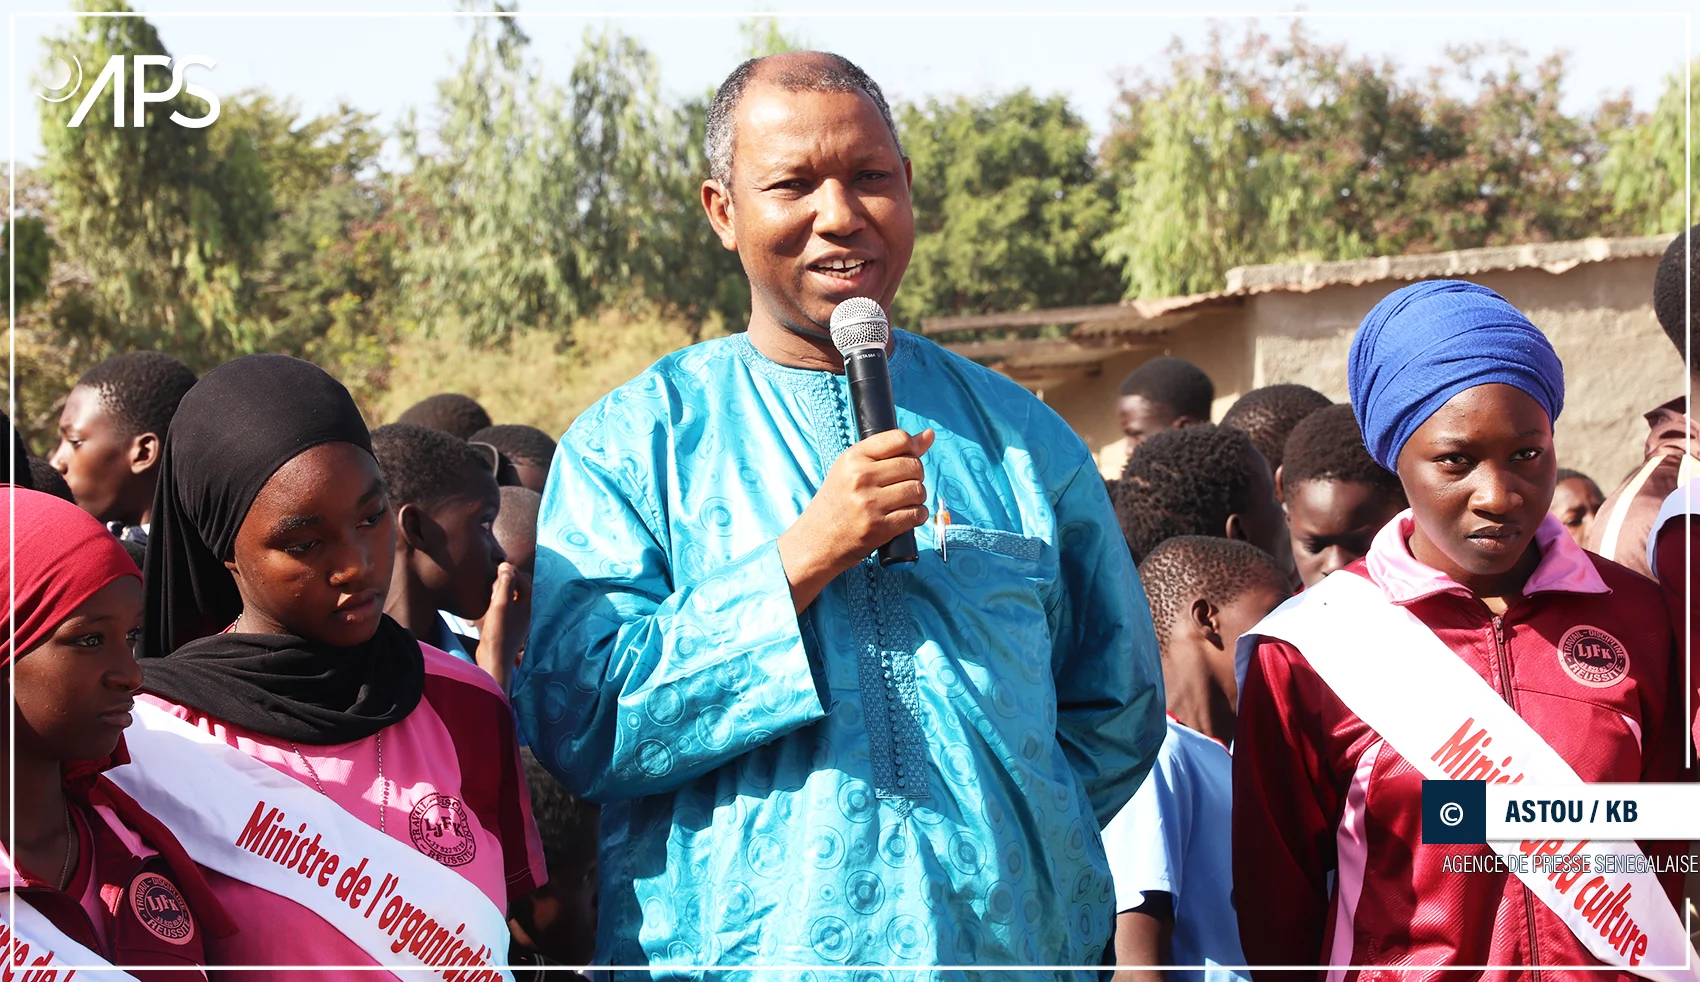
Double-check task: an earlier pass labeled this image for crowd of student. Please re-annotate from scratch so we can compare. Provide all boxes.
[2,44,1696,982]
[1093,230,1697,982]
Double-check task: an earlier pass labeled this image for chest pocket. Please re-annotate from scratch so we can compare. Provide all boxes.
[922,524,1055,667]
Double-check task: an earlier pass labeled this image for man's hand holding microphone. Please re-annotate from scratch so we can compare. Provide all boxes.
[778,298,930,613]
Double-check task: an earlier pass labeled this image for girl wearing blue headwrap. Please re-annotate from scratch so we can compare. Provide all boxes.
[1232,281,1688,977]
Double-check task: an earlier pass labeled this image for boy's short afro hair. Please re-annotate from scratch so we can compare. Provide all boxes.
[1117,357,1215,421]
[28,458,74,503]
[396,393,493,440]
[495,485,542,547]
[370,423,495,509]
[76,352,198,440]
[1654,227,1697,364]
[1138,535,1290,647]
[1555,468,1601,492]
[1281,404,1403,499]
[120,537,148,573]
[6,411,31,492]
[1115,423,1261,562]
[469,424,557,468]
[1220,384,1333,472]
[520,748,599,871]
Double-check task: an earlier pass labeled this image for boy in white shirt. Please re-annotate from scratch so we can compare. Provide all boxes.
[1106,535,1291,982]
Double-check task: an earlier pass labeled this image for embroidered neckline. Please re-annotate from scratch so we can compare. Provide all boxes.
[730,330,916,388]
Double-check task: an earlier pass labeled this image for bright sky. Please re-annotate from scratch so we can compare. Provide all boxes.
[6,0,1693,170]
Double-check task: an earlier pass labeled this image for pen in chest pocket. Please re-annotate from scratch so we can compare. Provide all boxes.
[935,493,951,562]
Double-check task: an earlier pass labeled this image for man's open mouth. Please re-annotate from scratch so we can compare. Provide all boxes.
[809,257,871,280]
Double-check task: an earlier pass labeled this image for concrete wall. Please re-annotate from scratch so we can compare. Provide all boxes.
[1245,256,1679,486]
[1053,255,1679,483]
[1045,310,1252,464]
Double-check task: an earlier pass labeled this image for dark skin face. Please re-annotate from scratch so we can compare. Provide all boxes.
[3,576,143,889]
[1117,577,1284,975]
[50,385,162,527]
[1549,475,1603,547]
[226,442,396,647]
[396,469,505,622]
[1116,394,1196,451]
[10,576,145,764]
[1228,444,1298,589]
[1280,477,1408,588]
[1163,580,1290,737]
[1395,384,1556,601]
[702,61,915,367]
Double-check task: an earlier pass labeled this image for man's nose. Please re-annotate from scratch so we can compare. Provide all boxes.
[49,440,71,474]
[813,179,866,237]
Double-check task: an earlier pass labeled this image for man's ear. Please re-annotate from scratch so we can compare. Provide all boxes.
[702,179,738,252]
[1225,513,1251,543]
[1170,414,1200,430]
[395,503,427,552]
[903,156,913,189]
[129,432,162,475]
[1274,464,1287,506]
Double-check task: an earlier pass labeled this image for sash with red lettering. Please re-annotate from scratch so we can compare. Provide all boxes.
[105,702,514,981]
[1,894,142,980]
[1245,571,1698,982]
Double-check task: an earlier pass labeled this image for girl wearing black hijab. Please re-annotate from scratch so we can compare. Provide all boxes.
[118,355,543,979]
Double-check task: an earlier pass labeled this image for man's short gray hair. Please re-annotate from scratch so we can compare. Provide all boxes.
[704,52,905,187]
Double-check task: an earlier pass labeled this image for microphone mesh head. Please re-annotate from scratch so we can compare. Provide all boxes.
[829,297,890,354]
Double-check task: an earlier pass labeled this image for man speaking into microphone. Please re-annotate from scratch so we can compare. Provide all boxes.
[514,51,1164,975]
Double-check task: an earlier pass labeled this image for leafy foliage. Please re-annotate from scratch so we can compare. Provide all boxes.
[1601,62,1700,235]
[14,7,1693,449]
[1099,23,1671,298]
[3,215,51,310]
[400,20,745,343]
[896,91,1122,326]
[40,0,272,360]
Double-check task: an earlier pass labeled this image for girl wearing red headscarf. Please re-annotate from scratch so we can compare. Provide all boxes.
[2,488,233,977]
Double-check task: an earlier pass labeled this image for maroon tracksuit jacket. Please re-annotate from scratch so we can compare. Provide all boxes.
[1234,513,1684,981]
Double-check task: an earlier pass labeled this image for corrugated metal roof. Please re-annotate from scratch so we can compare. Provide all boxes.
[923,234,1671,340]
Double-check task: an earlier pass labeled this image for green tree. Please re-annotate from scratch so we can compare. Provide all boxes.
[3,215,51,311]
[232,96,403,409]
[1099,23,1635,298]
[402,20,743,340]
[399,16,574,341]
[896,90,1121,325]
[1600,62,1699,235]
[40,0,272,361]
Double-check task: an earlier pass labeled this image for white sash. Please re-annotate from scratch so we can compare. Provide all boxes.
[105,702,514,981]
[1647,481,1697,573]
[1248,571,1698,981]
[0,894,140,980]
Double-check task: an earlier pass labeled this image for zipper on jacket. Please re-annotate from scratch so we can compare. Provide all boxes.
[1492,612,1541,980]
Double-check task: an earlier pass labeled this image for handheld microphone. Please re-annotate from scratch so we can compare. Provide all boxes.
[829,297,919,568]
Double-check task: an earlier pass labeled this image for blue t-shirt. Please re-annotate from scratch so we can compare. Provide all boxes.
[1103,718,1248,982]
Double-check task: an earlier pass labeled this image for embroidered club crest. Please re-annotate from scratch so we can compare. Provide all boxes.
[1558,625,1629,688]
[410,792,477,867]
[129,871,195,944]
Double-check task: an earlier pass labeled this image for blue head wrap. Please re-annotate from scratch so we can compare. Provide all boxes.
[1347,280,1564,471]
